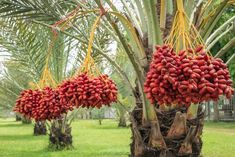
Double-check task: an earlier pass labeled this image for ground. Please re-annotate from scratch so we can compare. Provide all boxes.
[0,119,235,157]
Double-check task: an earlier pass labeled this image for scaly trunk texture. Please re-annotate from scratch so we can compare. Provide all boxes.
[49,119,73,150]
[34,121,47,136]
[130,104,204,157]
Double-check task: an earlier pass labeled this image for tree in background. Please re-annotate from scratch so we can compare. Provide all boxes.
[0,1,116,150]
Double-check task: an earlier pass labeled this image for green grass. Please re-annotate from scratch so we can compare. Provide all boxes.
[0,119,235,157]
[202,122,235,157]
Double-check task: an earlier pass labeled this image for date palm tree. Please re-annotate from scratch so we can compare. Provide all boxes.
[0,0,113,149]
[0,0,234,155]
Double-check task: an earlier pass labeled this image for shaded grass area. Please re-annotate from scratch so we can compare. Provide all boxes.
[0,119,130,157]
[0,119,235,157]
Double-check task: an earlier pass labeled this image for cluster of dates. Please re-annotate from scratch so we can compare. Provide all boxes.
[14,87,73,121]
[58,73,118,109]
[14,73,117,121]
[34,87,73,121]
[144,45,234,107]
[14,89,42,119]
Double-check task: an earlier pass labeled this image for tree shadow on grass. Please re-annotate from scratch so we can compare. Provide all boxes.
[0,147,128,157]
[79,152,128,157]
[0,123,31,128]
[60,146,129,157]
[74,149,129,157]
[87,124,129,130]
[0,134,46,141]
[0,149,50,157]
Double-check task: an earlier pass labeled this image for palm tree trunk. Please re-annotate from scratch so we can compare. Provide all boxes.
[34,121,47,136]
[118,113,127,127]
[15,114,21,121]
[130,103,204,157]
[21,116,31,124]
[117,104,127,127]
[213,101,220,122]
[98,119,102,125]
[49,118,73,150]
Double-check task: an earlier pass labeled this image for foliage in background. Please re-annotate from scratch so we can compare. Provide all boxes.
[211,5,235,82]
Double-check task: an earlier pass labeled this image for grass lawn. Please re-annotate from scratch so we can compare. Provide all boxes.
[0,119,235,157]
